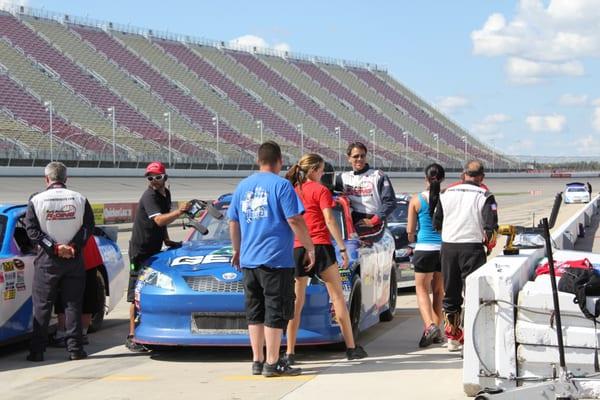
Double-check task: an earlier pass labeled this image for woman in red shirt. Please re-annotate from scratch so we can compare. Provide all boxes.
[284,154,367,364]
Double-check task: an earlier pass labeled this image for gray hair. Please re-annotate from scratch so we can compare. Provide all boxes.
[44,161,67,183]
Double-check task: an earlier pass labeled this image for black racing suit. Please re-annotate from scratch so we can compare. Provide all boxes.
[25,182,95,353]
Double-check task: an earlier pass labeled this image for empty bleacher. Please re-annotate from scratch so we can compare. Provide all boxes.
[0,6,514,169]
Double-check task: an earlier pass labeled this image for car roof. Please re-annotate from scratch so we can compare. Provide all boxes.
[0,204,27,217]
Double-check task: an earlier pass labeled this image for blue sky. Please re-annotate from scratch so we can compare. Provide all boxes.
[6,0,600,157]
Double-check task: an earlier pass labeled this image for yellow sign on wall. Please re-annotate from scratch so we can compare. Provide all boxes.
[92,203,104,225]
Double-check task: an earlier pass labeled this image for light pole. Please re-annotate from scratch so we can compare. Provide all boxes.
[490,138,496,171]
[297,123,304,156]
[369,128,376,169]
[335,126,341,169]
[256,120,263,143]
[163,111,172,167]
[107,107,116,165]
[212,113,220,160]
[44,100,53,161]
[403,131,409,170]
[432,133,439,161]
[461,135,468,163]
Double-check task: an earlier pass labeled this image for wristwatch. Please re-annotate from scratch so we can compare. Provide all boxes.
[339,248,347,253]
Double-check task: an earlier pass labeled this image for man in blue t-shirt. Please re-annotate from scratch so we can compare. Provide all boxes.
[228,141,315,377]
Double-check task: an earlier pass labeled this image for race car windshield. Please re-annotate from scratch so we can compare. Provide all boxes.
[388,202,408,223]
[568,187,587,192]
[190,212,231,242]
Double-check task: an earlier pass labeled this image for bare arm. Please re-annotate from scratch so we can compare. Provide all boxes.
[153,201,191,227]
[229,220,241,270]
[406,195,420,243]
[323,207,349,269]
[287,215,315,270]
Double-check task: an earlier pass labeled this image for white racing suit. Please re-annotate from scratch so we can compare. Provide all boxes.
[335,165,396,241]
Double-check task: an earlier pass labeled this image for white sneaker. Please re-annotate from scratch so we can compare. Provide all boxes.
[447,338,462,352]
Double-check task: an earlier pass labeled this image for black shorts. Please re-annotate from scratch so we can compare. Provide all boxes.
[412,250,441,274]
[55,268,101,314]
[294,245,337,278]
[127,255,150,303]
[242,267,295,329]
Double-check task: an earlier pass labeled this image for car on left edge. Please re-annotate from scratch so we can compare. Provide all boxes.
[0,204,127,345]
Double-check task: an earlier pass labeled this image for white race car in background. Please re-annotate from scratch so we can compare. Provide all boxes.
[564,182,590,204]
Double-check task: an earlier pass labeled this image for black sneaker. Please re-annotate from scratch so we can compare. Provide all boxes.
[26,352,44,362]
[262,360,302,377]
[125,335,148,353]
[48,335,66,348]
[419,324,442,348]
[281,353,296,366]
[252,361,264,375]
[69,350,88,361]
[346,345,368,360]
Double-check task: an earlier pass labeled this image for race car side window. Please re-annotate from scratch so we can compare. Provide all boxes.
[14,216,35,254]
[0,215,6,251]
[331,204,348,241]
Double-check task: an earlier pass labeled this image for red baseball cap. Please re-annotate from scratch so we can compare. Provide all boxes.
[145,161,166,176]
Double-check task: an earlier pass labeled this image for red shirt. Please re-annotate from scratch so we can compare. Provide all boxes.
[294,181,336,248]
[83,236,103,271]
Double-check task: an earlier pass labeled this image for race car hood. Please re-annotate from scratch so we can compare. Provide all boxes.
[146,240,236,277]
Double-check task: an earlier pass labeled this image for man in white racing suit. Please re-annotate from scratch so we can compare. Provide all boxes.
[335,142,396,241]
[24,162,94,361]
[432,160,498,352]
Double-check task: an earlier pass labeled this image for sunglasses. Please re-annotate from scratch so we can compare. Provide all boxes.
[147,174,165,181]
[350,154,366,159]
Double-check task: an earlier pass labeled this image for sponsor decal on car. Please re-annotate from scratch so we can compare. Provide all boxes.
[222,272,237,280]
[2,261,14,272]
[171,247,233,267]
[13,259,25,271]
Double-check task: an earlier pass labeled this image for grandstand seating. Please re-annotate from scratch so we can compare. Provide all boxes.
[0,7,513,169]
[23,16,218,161]
[256,54,406,162]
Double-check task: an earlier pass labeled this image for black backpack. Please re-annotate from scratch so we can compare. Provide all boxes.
[558,267,600,371]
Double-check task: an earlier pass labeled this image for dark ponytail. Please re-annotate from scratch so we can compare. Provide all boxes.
[425,163,445,217]
[285,164,304,188]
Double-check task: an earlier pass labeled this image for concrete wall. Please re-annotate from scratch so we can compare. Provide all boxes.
[1,166,600,179]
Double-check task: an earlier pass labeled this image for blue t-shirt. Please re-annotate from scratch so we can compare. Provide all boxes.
[227,172,304,269]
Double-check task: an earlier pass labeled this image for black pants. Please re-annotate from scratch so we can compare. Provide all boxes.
[30,263,85,353]
[441,242,486,314]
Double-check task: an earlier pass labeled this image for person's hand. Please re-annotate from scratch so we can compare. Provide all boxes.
[179,201,192,214]
[231,250,241,271]
[340,250,350,270]
[57,244,74,258]
[164,239,182,248]
[303,248,316,272]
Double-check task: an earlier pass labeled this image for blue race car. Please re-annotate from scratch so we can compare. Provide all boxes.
[134,194,397,347]
[0,204,127,345]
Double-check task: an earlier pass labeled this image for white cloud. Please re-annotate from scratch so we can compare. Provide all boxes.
[0,0,28,9]
[525,114,567,132]
[573,135,600,155]
[436,96,469,114]
[593,105,600,132]
[593,98,600,107]
[505,57,584,84]
[559,93,588,106]
[472,0,600,84]
[229,34,291,53]
[472,113,511,139]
